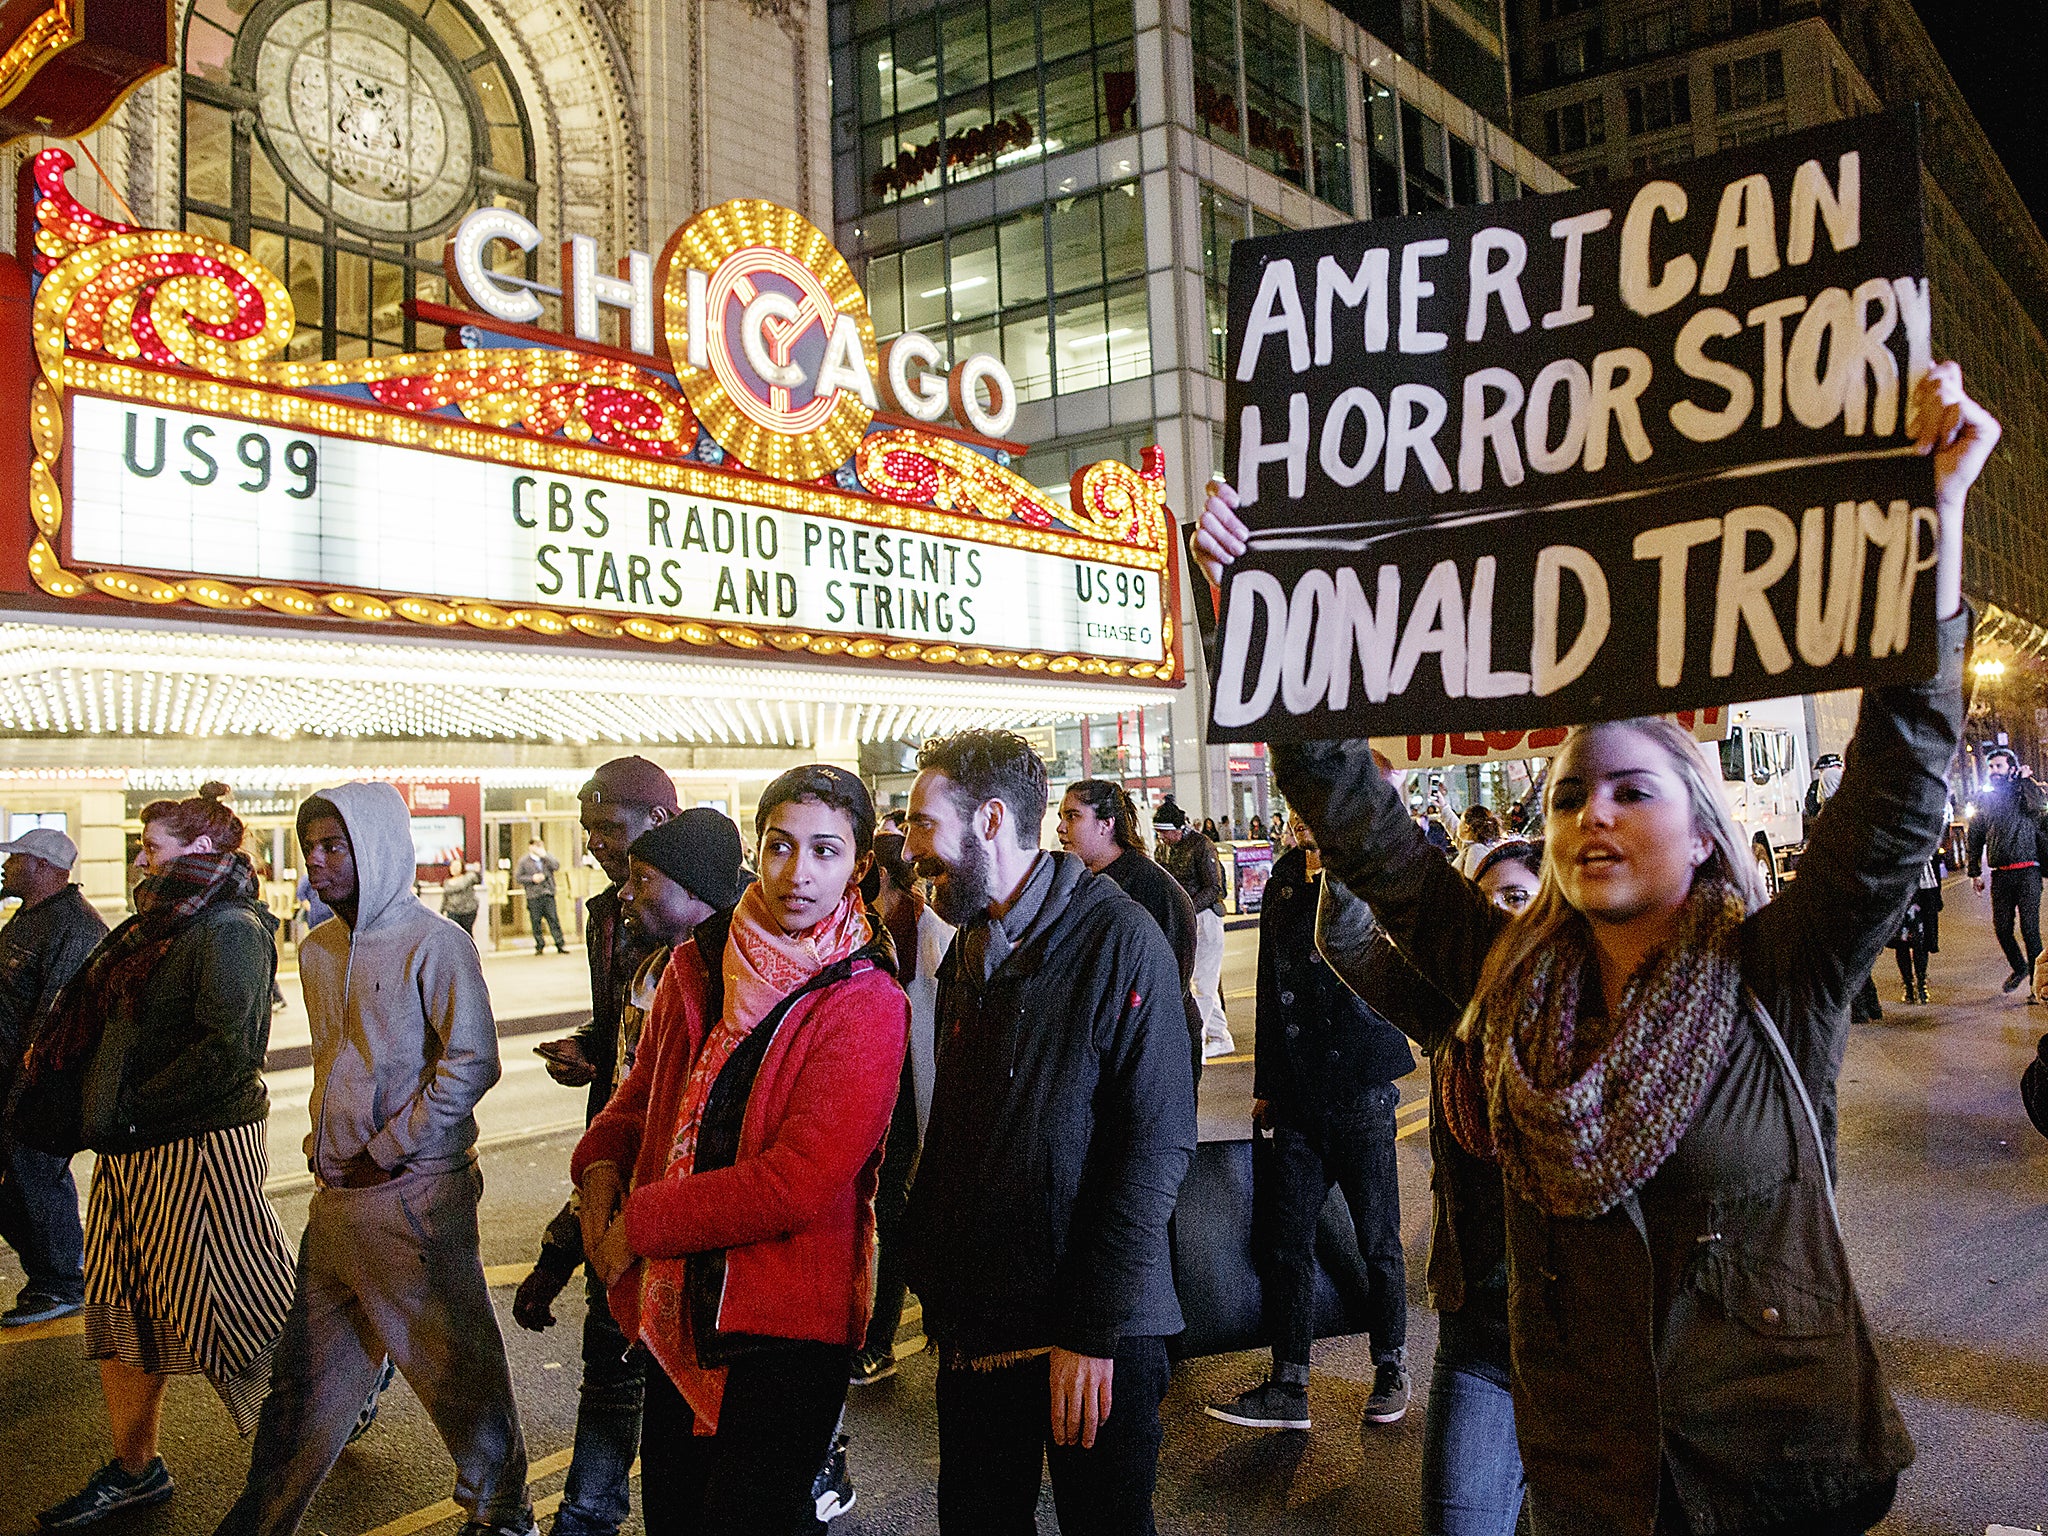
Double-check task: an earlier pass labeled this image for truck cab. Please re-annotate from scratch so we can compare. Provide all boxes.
[1712,699,1811,894]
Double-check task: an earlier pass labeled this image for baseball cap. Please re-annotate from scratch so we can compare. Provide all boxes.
[0,827,78,870]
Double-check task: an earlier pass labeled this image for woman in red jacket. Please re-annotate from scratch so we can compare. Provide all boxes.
[572,766,909,1534]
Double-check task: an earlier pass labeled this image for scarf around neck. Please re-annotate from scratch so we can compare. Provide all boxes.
[39,849,260,1070]
[1458,875,1749,1219]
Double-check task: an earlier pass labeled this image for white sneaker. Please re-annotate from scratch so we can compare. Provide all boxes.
[1203,1031,1237,1058]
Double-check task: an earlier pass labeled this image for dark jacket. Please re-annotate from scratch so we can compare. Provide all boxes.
[1102,847,1202,1070]
[80,900,277,1154]
[1314,875,1506,1354]
[0,886,108,1068]
[1253,846,1413,1128]
[1965,775,2046,874]
[903,852,1195,1359]
[1272,612,1967,1536]
[1160,830,1226,917]
[573,885,663,1123]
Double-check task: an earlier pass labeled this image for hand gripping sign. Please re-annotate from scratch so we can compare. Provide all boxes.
[1206,110,1936,743]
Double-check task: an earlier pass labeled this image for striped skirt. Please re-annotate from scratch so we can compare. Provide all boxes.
[84,1121,297,1434]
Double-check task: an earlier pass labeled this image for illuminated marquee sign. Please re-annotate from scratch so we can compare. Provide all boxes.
[21,149,1179,684]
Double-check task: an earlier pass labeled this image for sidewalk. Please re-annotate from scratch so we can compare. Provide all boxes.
[265,942,597,1069]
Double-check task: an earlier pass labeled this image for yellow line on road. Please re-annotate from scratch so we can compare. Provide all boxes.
[359,1449,583,1536]
[0,1313,84,1346]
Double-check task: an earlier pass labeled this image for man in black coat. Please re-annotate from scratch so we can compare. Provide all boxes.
[903,730,1195,1536]
[516,757,677,1536]
[1966,747,2048,999]
[1206,814,1416,1434]
[1057,779,1203,1088]
[0,828,107,1326]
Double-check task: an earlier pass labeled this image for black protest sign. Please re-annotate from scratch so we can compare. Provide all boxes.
[1208,110,1934,743]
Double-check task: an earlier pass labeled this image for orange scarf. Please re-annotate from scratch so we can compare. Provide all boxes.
[639,880,872,1433]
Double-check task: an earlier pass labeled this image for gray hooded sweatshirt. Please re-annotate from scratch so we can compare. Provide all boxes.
[299,781,502,1182]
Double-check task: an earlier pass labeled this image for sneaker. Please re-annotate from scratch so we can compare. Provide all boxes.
[812,1434,856,1522]
[1362,1358,1411,1425]
[2004,967,2028,994]
[1899,988,1918,1005]
[849,1345,898,1386]
[1204,1379,1311,1430]
[37,1459,174,1529]
[1202,1031,1238,1059]
[347,1356,398,1445]
[2,1292,82,1327]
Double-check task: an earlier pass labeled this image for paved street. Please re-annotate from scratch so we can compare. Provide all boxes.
[6,893,2048,1534]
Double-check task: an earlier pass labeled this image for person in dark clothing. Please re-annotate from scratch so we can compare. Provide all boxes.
[1966,747,2047,1000]
[518,839,567,953]
[1195,362,1996,1536]
[1890,859,1943,1005]
[0,829,107,1326]
[1154,803,1234,1058]
[902,730,1194,1536]
[440,856,482,941]
[516,758,679,1536]
[1058,780,1202,1087]
[1206,814,1416,1435]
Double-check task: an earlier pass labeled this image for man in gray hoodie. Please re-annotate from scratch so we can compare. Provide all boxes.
[214,782,532,1536]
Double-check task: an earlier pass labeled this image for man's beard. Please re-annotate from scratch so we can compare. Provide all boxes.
[924,835,992,926]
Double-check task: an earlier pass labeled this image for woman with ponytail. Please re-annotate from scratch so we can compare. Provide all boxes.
[1194,364,1999,1536]
[38,790,295,1529]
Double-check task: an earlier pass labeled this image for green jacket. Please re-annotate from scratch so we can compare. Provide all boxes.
[82,900,277,1154]
[1273,612,1966,1536]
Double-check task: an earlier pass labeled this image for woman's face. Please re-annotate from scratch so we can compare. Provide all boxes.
[1477,857,1539,914]
[1056,793,1121,871]
[139,822,210,876]
[1545,724,1708,925]
[757,796,868,936]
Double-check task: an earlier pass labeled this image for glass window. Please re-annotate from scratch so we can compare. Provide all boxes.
[1048,192,1105,293]
[946,225,1002,320]
[1240,0,1305,186]
[1448,134,1479,205]
[1040,0,1092,62]
[1003,305,1054,401]
[1042,51,1100,151]
[1054,287,1111,392]
[941,1,990,93]
[1625,72,1692,135]
[1366,77,1401,218]
[1199,183,1242,374]
[1544,95,1606,155]
[182,0,538,358]
[1619,3,1687,58]
[1101,181,1145,281]
[1093,0,1132,46]
[1401,101,1447,210]
[867,252,905,338]
[1720,729,1745,781]
[901,240,948,333]
[893,17,941,113]
[998,211,1048,304]
[989,4,1036,76]
[1304,32,1350,213]
[1493,165,1520,199]
[1190,0,1242,156]
[1714,49,1785,113]
[1104,279,1150,382]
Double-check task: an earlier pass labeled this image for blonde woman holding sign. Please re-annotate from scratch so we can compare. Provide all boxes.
[1195,362,1996,1536]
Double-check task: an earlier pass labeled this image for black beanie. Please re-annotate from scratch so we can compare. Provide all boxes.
[628,807,743,910]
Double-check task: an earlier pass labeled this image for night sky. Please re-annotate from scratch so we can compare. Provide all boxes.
[1911,1,2048,235]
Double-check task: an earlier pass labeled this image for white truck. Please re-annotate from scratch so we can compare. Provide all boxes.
[1708,697,1812,896]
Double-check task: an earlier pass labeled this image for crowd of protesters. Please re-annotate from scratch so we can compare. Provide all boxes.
[0,360,2028,1536]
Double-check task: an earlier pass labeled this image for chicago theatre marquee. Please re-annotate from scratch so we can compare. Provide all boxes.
[0,144,1182,914]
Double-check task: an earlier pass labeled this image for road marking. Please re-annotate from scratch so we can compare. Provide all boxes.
[0,1313,85,1347]
[358,1449,583,1536]
[483,1264,529,1287]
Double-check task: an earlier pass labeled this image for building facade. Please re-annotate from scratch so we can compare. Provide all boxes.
[1508,0,2048,768]
[830,0,1565,823]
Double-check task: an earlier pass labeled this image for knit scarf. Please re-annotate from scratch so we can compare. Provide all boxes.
[38,850,259,1071]
[638,879,871,1434]
[1448,875,1748,1219]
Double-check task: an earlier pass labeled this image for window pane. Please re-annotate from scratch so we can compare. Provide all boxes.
[990,68,1041,150]
[489,123,525,178]
[336,249,369,336]
[1039,0,1090,61]
[867,251,904,337]
[951,310,1000,372]
[901,240,947,332]
[423,0,483,61]
[942,89,994,179]
[1190,0,1241,155]
[1042,51,1099,151]
[1093,0,1132,45]
[860,34,895,121]
[185,16,234,82]
[185,100,232,207]
[1494,165,1520,199]
[287,240,323,335]
[989,4,1036,77]
[1367,78,1401,217]
[1047,192,1103,293]
[1101,180,1145,280]
[250,141,290,223]
[893,17,939,113]
[1315,135,1351,212]
[998,210,1047,304]
[1449,134,1478,204]
[1003,305,1053,400]
[1104,279,1150,381]
[1402,100,1447,208]
[1098,39,1137,137]
[373,260,407,345]
[946,224,1001,319]
[941,2,990,93]
[1053,287,1110,391]
[250,228,287,291]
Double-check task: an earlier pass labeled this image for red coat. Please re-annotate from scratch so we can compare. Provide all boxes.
[571,930,908,1350]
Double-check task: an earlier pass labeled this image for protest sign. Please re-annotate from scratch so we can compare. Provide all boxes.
[1209,110,1935,743]
[1374,706,1726,771]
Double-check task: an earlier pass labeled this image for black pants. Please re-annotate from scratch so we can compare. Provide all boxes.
[863,1057,919,1358]
[1990,866,2043,977]
[935,1336,1170,1536]
[1258,1088,1408,1369]
[527,894,565,951]
[639,1342,849,1535]
[1893,943,1929,987]
[447,909,478,940]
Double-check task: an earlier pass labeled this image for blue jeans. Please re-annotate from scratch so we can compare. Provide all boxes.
[552,1273,646,1536]
[1422,1313,1524,1536]
[0,1141,84,1303]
